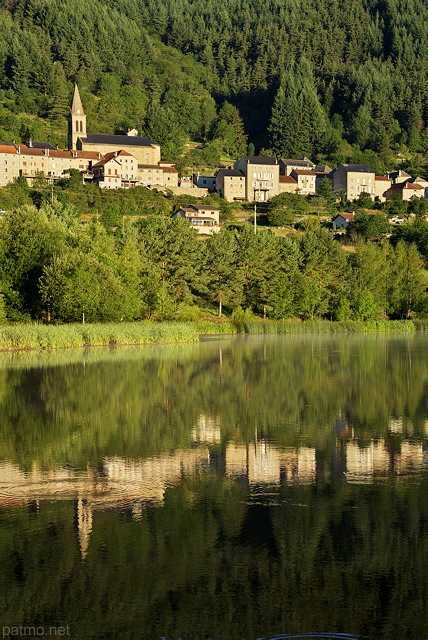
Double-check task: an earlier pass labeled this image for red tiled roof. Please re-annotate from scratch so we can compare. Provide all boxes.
[293,170,316,175]
[280,176,298,183]
[74,151,105,159]
[18,146,44,156]
[48,150,72,159]
[387,181,423,191]
[104,150,135,160]
[334,213,355,220]
[0,145,17,154]
[163,166,178,173]
[375,176,391,181]
[92,157,121,168]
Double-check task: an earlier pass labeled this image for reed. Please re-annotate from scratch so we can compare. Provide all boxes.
[0,322,201,351]
[233,319,418,334]
[0,318,421,352]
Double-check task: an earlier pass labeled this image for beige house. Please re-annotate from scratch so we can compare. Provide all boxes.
[374,176,392,202]
[102,151,138,187]
[234,155,280,202]
[0,144,19,187]
[290,169,316,195]
[332,164,375,201]
[278,175,298,194]
[215,168,246,201]
[138,164,164,186]
[91,157,122,189]
[384,181,424,201]
[279,157,315,175]
[172,205,220,234]
[162,165,179,188]
[407,176,428,197]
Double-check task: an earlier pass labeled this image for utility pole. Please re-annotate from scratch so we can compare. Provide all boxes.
[254,202,257,234]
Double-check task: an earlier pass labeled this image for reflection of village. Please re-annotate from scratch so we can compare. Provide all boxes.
[0,414,427,557]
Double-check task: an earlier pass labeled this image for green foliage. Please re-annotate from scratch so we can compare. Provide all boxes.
[347,211,390,240]
[0,196,427,325]
[4,0,428,164]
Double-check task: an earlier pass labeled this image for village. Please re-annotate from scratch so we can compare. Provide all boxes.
[0,85,427,235]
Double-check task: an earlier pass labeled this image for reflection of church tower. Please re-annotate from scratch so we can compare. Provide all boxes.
[68,84,86,151]
[75,497,93,560]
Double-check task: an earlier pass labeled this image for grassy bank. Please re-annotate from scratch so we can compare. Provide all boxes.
[0,321,235,350]
[233,319,421,333]
[0,319,425,351]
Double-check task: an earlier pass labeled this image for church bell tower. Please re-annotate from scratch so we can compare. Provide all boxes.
[68,84,86,151]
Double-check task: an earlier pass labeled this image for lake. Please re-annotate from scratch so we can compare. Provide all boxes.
[0,333,427,640]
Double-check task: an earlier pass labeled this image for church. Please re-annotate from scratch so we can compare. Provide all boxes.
[68,85,161,166]
[0,85,179,190]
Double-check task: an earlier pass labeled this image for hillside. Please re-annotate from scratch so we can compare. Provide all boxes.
[1,0,428,171]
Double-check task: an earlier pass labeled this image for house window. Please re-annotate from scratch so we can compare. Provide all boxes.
[76,122,79,132]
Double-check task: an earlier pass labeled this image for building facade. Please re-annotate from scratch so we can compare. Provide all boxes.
[234,156,280,202]
[332,164,375,200]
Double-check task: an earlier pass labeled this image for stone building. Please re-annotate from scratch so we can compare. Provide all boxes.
[68,85,161,165]
[234,156,280,202]
[332,163,375,201]
[215,168,246,201]
[172,204,220,234]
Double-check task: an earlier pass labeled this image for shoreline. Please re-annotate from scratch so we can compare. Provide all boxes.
[0,319,424,352]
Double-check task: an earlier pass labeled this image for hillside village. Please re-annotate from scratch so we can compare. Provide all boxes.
[0,86,427,224]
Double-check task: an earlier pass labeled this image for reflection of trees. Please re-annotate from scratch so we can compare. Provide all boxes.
[0,334,427,468]
[1,475,427,640]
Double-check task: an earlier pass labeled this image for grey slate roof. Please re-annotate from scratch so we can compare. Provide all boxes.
[81,133,156,147]
[28,141,57,150]
[339,163,374,173]
[314,165,332,173]
[216,169,244,177]
[239,156,277,165]
[281,158,315,167]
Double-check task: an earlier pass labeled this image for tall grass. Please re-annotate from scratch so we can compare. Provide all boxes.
[0,318,422,352]
[233,319,418,334]
[0,322,201,351]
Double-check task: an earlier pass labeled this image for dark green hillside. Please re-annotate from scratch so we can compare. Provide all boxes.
[2,0,428,165]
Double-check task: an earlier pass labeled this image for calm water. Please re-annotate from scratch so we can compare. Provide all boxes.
[0,334,427,640]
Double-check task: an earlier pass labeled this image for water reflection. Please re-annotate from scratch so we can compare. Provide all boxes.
[0,334,428,640]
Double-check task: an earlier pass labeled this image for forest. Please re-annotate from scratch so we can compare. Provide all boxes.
[2,0,428,171]
[0,181,428,323]
[2,0,428,324]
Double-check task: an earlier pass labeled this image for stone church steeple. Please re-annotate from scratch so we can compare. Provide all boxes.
[68,84,86,151]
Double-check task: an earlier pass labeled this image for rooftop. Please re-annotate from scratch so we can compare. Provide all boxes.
[239,156,277,165]
[216,169,244,177]
[27,141,57,150]
[279,175,298,184]
[81,133,157,147]
[338,163,374,173]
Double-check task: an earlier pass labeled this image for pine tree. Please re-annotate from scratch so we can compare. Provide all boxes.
[268,75,299,158]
